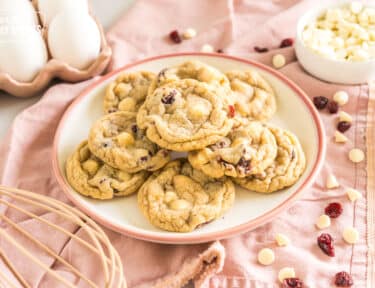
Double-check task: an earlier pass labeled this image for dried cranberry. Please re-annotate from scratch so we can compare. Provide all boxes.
[228,105,235,118]
[325,202,343,218]
[280,38,294,48]
[140,156,148,162]
[237,157,251,174]
[327,101,339,114]
[131,124,138,133]
[317,233,335,257]
[337,121,351,133]
[254,46,269,53]
[161,90,176,104]
[217,49,224,53]
[313,96,329,110]
[282,278,304,288]
[169,30,182,43]
[334,271,353,287]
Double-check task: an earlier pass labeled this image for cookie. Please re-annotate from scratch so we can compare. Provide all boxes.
[88,112,170,173]
[234,126,306,193]
[137,79,234,151]
[226,70,276,121]
[188,121,277,178]
[103,71,155,114]
[66,141,148,200]
[149,60,230,94]
[137,159,235,232]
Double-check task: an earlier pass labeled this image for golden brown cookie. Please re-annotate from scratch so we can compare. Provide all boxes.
[88,112,170,173]
[226,70,276,121]
[234,126,306,193]
[66,141,148,200]
[103,71,155,114]
[137,79,234,151]
[188,121,277,178]
[138,159,235,232]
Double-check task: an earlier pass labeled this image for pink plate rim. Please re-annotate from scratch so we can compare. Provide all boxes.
[52,52,326,244]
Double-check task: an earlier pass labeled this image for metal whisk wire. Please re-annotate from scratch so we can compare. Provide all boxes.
[0,186,127,288]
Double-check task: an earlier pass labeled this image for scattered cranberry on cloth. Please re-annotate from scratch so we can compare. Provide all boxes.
[0,0,373,287]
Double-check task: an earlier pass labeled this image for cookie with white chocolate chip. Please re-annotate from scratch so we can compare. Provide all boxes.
[66,141,149,200]
[226,70,276,121]
[137,159,235,232]
[88,112,170,173]
[137,79,234,151]
[234,126,306,193]
[188,121,278,178]
[103,71,155,114]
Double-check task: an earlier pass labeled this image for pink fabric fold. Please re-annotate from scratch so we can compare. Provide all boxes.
[0,0,371,287]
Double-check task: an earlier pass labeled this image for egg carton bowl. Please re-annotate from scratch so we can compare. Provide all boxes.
[0,1,112,98]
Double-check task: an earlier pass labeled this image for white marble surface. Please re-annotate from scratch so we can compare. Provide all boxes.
[0,0,135,140]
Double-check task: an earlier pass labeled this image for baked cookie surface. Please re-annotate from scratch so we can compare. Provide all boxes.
[234,126,306,193]
[103,71,155,114]
[66,141,148,200]
[137,79,234,151]
[88,112,170,173]
[149,60,230,93]
[138,159,235,232]
[226,70,276,121]
[188,121,278,178]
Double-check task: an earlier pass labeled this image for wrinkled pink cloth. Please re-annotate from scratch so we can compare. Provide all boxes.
[0,0,372,287]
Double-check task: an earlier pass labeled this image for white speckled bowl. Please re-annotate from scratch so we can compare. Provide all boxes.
[295,2,375,84]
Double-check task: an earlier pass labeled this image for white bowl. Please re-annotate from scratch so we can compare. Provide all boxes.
[295,2,375,85]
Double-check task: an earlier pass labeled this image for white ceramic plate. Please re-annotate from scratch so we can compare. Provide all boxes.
[52,53,326,244]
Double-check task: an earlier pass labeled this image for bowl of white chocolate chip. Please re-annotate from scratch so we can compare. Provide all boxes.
[295,1,375,84]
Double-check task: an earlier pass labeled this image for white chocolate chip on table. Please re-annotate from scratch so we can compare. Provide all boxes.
[316,214,331,229]
[338,111,353,123]
[183,28,197,39]
[201,44,214,53]
[343,227,359,244]
[275,233,290,247]
[278,267,296,283]
[346,188,362,202]
[334,131,348,143]
[348,148,365,163]
[257,248,275,266]
[333,91,349,106]
[272,54,286,68]
[326,174,339,189]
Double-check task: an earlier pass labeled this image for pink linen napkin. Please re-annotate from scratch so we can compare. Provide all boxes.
[0,0,373,287]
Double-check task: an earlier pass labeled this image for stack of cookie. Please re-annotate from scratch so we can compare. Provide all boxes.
[66,60,306,233]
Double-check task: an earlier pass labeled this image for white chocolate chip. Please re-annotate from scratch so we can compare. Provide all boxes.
[343,226,359,244]
[333,91,349,106]
[272,54,286,68]
[349,148,365,163]
[117,132,135,146]
[316,214,331,229]
[182,28,197,39]
[278,267,296,283]
[346,188,362,202]
[335,131,348,143]
[326,174,340,189]
[201,44,214,53]
[339,111,353,122]
[257,248,275,266]
[350,2,363,14]
[275,233,290,247]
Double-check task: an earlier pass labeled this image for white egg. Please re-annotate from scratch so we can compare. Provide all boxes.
[0,0,39,26]
[0,30,48,82]
[37,0,89,25]
[48,10,101,70]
